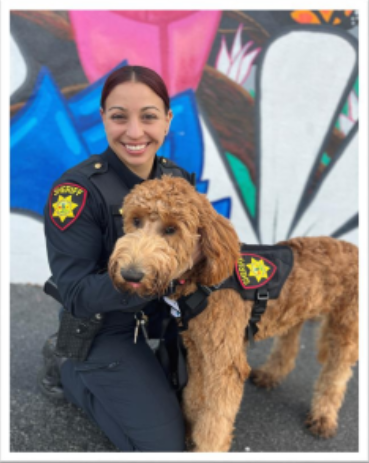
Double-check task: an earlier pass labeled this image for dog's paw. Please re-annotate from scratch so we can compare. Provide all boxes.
[249,369,280,390]
[305,413,337,438]
[185,438,196,452]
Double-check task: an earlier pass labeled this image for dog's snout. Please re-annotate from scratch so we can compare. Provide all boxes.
[120,268,145,283]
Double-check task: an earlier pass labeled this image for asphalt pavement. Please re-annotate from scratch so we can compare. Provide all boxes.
[10,283,358,453]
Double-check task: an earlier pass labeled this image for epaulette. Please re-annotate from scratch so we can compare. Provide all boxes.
[158,156,177,168]
[158,156,194,184]
[64,155,108,179]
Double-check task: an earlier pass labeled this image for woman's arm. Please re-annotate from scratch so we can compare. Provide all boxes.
[44,178,153,318]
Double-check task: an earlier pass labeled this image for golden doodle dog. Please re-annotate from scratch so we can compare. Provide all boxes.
[108,175,358,452]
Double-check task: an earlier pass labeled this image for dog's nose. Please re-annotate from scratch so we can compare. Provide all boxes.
[120,268,145,283]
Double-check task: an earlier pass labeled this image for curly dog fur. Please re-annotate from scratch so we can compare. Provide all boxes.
[108,176,358,452]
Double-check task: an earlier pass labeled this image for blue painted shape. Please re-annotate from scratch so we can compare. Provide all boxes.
[68,61,128,154]
[158,90,203,180]
[82,124,109,155]
[196,180,209,194]
[212,198,231,218]
[11,68,90,216]
[68,60,128,136]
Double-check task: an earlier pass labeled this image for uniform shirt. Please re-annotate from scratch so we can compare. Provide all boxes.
[44,147,191,331]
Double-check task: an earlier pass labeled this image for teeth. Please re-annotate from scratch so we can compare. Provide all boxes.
[125,144,146,151]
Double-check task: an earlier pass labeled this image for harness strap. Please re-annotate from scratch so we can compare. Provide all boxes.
[247,288,269,347]
[173,284,270,348]
[156,307,188,392]
[177,285,213,332]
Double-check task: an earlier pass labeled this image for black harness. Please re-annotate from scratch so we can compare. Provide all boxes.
[173,244,294,346]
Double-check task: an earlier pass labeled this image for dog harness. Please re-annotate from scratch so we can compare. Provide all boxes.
[175,244,294,345]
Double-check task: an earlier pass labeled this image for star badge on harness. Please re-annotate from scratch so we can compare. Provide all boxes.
[236,254,277,289]
[49,183,87,231]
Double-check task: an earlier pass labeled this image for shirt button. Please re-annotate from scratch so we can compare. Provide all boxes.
[121,298,127,305]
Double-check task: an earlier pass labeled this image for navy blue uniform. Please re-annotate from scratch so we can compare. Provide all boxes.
[44,147,191,451]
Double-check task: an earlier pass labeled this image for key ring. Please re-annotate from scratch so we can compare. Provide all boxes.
[134,310,144,321]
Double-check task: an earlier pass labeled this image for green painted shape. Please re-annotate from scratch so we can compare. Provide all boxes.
[342,100,349,116]
[225,152,256,217]
[321,152,331,166]
[354,77,359,96]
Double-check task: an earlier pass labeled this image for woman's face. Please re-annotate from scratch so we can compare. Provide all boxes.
[100,81,172,179]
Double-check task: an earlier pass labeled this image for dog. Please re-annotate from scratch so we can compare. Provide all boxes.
[108,175,358,452]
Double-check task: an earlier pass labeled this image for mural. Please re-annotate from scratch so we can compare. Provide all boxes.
[10,10,359,284]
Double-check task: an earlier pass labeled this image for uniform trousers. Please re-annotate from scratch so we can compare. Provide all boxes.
[59,309,185,452]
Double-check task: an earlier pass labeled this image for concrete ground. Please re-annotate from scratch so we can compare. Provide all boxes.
[10,283,358,453]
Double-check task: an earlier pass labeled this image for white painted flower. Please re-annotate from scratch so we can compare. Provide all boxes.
[215,24,261,85]
[338,91,358,135]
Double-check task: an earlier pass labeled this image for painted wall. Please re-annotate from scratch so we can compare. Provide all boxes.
[10,10,359,284]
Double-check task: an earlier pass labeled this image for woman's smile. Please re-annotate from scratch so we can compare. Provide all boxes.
[122,142,151,155]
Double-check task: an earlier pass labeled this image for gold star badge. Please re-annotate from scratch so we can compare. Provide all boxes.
[52,195,79,223]
[247,258,270,282]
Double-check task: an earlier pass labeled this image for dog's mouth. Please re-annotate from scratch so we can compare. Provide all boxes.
[127,282,142,289]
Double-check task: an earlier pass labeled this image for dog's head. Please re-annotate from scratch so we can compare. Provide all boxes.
[108,175,240,297]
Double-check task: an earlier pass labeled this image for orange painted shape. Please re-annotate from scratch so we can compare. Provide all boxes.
[320,10,333,22]
[291,10,321,24]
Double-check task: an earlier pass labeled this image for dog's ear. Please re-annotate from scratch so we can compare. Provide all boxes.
[196,197,240,286]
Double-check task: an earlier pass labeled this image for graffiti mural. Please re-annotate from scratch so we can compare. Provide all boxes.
[10,10,359,284]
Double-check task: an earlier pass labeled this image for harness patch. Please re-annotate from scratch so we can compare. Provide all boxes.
[235,253,277,289]
[49,183,87,231]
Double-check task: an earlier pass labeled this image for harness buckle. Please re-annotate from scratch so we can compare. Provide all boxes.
[257,290,269,301]
[167,281,175,295]
[199,285,212,296]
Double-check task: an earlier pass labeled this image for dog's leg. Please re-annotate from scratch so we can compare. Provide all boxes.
[250,322,304,389]
[306,312,358,438]
[181,334,204,450]
[190,352,250,452]
[181,292,251,452]
[187,296,251,451]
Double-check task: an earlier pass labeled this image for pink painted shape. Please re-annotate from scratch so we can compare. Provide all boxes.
[167,11,221,95]
[69,10,221,95]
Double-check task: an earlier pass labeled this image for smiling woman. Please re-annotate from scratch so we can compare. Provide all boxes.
[39,65,195,452]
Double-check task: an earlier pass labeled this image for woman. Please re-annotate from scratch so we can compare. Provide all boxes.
[39,66,195,452]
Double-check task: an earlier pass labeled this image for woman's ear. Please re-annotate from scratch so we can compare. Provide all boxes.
[165,109,173,134]
[196,198,240,286]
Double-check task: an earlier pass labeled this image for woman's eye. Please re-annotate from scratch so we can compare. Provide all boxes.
[133,218,141,227]
[164,226,176,235]
[112,114,126,121]
[142,114,157,121]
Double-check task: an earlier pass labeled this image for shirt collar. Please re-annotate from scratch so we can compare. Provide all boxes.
[102,146,159,189]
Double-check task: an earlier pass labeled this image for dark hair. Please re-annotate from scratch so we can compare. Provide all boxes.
[100,65,170,114]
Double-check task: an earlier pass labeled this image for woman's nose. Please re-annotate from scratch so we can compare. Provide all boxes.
[126,118,144,138]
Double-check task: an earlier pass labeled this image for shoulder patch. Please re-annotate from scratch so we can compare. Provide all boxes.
[49,183,88,231]
[235,253,277,290]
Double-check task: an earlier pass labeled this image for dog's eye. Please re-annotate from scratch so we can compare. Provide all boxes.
[133,218,141,227]
[164,226,176,235]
